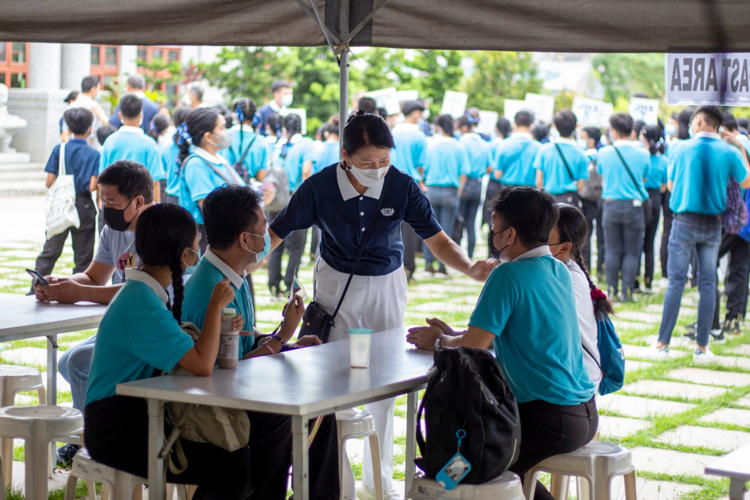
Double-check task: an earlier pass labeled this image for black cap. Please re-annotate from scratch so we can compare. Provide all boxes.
[401,100,425,116]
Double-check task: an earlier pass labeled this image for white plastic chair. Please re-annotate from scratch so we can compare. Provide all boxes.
[0,365,46,488]
[336,408,383,500]
[407,470,525,499]
[523,441,636,500]
[0,405,82,500]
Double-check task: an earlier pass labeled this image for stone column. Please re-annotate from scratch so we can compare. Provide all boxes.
[27,43,62,90]
[8,88,69,162]
[61,43,92,90]
[119,46,138,81]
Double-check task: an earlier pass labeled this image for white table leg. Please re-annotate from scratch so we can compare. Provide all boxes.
[292,415,309,500]
[728,478,747,500]
[405,391,418,494]
[147,399,166,500]
[46,335,57,404]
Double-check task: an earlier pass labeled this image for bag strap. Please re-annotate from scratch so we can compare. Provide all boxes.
[330,171,391,322]
[58,142,67,177]
[184,154,243,186]
[581,342,605,378]
[235,133,258,168]
[415,390,428,456]
[553,143,576,182]
[612,146,648,202]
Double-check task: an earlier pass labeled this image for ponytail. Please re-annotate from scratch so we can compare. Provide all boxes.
[169,262,185,324]
[281,113,302,159]
[642,125,666,156]
[573,249,615,318]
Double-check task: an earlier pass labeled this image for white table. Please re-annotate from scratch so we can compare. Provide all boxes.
[0,296,108,404]
[117,327,434,500]
[705,444,750,499]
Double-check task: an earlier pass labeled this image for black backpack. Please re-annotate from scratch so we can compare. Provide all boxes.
[415,347,521,484]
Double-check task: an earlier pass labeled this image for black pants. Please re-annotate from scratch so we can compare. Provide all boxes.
[580,198,604,276]
[401,221,419,276]
[553,192,581,209]
[85,396,254,500]
[660,191,673,278]
[34,193,96,278]
[457,177,483,258]
[713,233,750,328]
[246,411,339,500]
[509,398,598,500]
[268,210,307,292]
[642,189,663,288]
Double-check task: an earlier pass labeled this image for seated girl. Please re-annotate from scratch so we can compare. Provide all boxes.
[407,186,597,500]
[84,204,253,500]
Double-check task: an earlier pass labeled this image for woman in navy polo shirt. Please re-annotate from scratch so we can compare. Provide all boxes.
[268,111,495,500]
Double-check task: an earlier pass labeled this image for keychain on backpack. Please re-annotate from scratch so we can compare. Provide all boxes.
[435,429,472,490]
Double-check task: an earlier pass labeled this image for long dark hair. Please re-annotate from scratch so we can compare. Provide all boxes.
[178,107,220,166]
[677,108,694,140]
[435,114,455,136]
[642,125,666,155]
[555,204,614,318]
[171,107,192,146]
[135,204,197,324]
[280,113,302,159]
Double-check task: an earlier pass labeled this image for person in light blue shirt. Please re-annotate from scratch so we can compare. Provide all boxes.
[178,107,245,253]
[83,203,254,499]
[407,187,596,500]
[99,94,164,201]
[313,122,340,173]
[597,113,651,302]
[494,111,541,187]
[639,125,668,292]
[457,115,491,258]
[159,106,191,205]
[423,115,470,274]
[534,109,589,206]
[220,98,269,183]
[655,106,750,361]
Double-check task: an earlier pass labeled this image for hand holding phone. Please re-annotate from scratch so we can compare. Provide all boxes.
[26,269,50,286]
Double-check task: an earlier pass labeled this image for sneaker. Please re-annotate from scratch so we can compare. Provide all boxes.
[641,288,653,295]
[356,484,404,500]
[693,346,716,364]
[710,330,726,344]
[723,317,742,336]
[644,343,670,360]
[683,332,697,342]
[659,278,669,289]
[56,443,81,468]
[684,322,698,335]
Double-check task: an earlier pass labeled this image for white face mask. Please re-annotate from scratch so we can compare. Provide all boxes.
[281,94,293,107]
[346,162,390,188]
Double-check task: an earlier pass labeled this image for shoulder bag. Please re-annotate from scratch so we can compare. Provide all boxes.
[232,134,258,181]
[44,142,80,238]
[613,147,653,227]
[553,143,577,183]
[299,173,390,343]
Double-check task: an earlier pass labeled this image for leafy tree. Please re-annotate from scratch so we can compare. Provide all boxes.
[464,52,542,113]
[592,53,664,103]
[554,90,576,113]
[350,48,410,93]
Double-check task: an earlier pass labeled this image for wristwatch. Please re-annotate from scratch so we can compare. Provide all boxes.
[434,333,445,352]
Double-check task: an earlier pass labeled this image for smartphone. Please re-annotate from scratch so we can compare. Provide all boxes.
[26,269,50,286]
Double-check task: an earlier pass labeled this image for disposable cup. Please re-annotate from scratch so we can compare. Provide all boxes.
[349,328,373,368]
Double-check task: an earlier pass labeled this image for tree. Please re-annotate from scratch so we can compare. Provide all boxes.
[409,50,465,117]
[350,48,410,93]
[592,53,664,103]
[464,52,542,113]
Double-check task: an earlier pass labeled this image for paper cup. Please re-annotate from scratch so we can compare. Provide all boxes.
[349,328,373,368]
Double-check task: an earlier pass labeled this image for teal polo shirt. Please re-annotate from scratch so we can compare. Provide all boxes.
[469,247,595,405]
[423,136,471,187]
[100,126,165,181]
[182,249,255,358]
[668,133,748,215]
[596,141,651,200]
[278,135,316,192]
[179,148,245,225]
[85,269,194,405]
[220,125,268,179]
[392,124,428,182]
[459,133,492,179]
[645,153,668,190]
[494,133,542,186]
[533,140,589,194]
[160,140,183,197]
[313,140,340,174]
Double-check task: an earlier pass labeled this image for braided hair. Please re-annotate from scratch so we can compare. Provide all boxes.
[555,204,614,318]
[135,204,198,324]
[280,113,302,159]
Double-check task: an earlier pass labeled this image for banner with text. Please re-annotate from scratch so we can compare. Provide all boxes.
[666,53,750,106]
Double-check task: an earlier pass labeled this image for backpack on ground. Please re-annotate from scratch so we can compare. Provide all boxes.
[160,322,251,474]
[583,311,625,395]
[415,347,521,485]
[260,166,291,213]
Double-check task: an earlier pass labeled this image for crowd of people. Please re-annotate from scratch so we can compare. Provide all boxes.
[25,71,750,499]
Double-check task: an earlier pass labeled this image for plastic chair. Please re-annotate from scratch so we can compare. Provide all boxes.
[0,365,46,488]
[336,408,383,500]
[523,441,636,500]
[0,405,82,500]
[407,470,525,499]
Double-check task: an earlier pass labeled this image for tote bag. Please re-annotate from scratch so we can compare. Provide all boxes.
[44,142,80,237]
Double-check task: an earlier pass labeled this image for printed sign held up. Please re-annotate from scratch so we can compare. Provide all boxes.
[440,91,469,118]
[524,93,555,124]
[503,99,529,120]
[628,98,660,126]
[572,97,607,126]
[666,53,750,106]
[476,111,499,136]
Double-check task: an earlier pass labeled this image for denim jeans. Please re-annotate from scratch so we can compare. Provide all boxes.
[59,334,96,412]
[658,213,721,347]
[457,178,483,258]
[424,185,459,271]
[603,200,645,294]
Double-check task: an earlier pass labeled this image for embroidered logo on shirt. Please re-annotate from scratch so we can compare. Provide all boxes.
[381,208,395,217]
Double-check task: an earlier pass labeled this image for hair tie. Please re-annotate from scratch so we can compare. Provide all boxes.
[591,288,607,301]
[235,104,245,124]
[176,122,192,146]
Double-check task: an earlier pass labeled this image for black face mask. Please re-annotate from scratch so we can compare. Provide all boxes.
[488,226,510,261]
[103,197,138,232]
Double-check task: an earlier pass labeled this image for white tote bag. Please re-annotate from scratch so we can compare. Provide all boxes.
[44,142,80,237]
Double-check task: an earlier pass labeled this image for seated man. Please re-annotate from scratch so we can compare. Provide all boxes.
[33,160,155,464]
[407,186,597,500]
[181,185,338,500]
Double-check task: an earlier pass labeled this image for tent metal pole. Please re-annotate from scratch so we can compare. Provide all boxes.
[338,0,349,141]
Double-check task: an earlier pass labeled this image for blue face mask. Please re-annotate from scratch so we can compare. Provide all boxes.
[245,230,271,263]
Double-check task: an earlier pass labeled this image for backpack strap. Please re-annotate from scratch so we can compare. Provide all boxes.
[235,134,258,169]
[553,143,576,183]
[612,146,648,202]
[182,154,243,186]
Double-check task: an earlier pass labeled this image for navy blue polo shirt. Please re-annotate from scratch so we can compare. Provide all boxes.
[45,139,100,195]
[270,164,442,276]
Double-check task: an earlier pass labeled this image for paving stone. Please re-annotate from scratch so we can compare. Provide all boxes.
[630,446,714,476]
[617,311,664,324]
[699,408,750,427]
[610,477,700,500]
[622,344,688,360]
[643,303,697,319]
[667,367,750,387]
[612,320,654,332]
[655,425,750,452]
[737,395,750,408]
[0,347,47,365]
[597,394,696,418]
[622,380,729,401]
[625,360,653,372]
[9,460,70,497]
[597,415,651,439]
[726,344,750,356]
[710,355,750,371]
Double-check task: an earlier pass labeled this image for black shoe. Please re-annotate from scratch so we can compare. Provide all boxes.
[710,330,726,344]
[683,332,697,342]
[608,287,618,302]
[684,321,698,335]
[56,443,81,468]
[723,317,742,336]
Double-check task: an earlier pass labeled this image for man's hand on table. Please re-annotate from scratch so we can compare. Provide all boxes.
[34,276,83,304]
